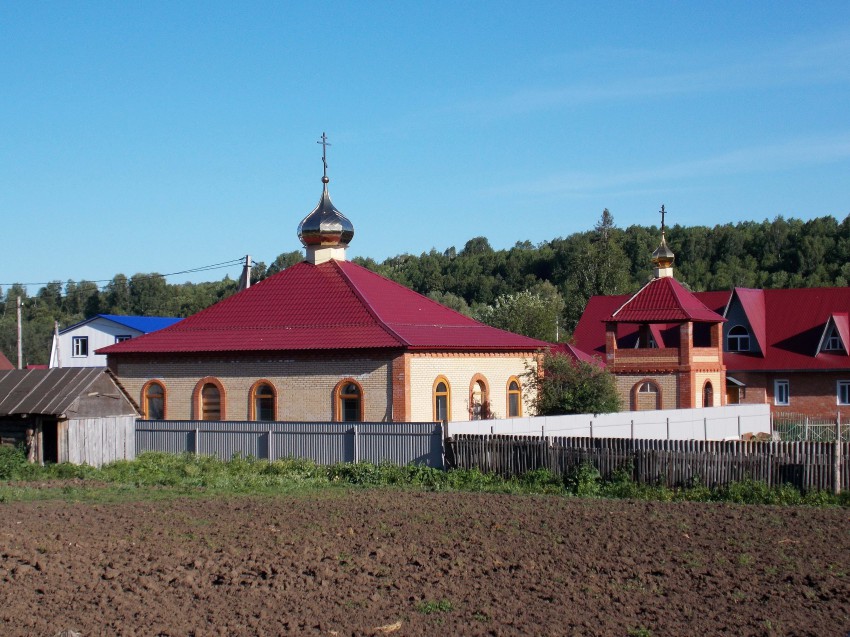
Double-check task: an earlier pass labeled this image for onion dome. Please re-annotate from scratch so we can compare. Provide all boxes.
[651,204,675,277]
[297,179,354,248]
[651,233,675,269]
[297,132,354,249]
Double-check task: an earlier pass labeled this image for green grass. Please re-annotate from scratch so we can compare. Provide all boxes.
[0,450,848,508]
[416,599,453,614]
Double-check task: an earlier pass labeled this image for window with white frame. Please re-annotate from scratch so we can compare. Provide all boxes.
[774,380,790,406]
[727,325,750,352]
[823,326,844,352]
[838,381,850,406]
[72,336,88,357]
[115,335,132,343]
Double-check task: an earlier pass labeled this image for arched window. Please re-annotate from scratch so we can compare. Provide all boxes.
[335,380,363,422]
[250,381,276,421]
[469,375,490,420]
[507,377,522,418]
[142,381,166,420]
[193,377,226,421]
[632,380,661,411]
[703,381,714,407]
[433,377,450,423]
[202,384,221,420]
[727,325,750,352]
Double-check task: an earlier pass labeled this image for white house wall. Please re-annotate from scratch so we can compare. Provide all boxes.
[408,354,536,422]
[50,319,143,368]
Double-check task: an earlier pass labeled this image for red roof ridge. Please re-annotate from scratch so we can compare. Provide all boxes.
[610,279,652,321]
[330,260,409,347]
[608,277,724,323]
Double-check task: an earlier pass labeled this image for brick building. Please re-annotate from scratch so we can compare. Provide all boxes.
[572,218,850,418]
[100,152,545,423]
[574,216,727,411]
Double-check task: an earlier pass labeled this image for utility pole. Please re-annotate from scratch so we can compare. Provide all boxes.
[16,296,22,369]
[238,254,252,292]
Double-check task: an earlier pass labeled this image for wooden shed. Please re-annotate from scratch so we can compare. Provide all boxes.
[0,368,139,467]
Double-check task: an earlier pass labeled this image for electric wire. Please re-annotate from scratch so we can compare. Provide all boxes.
[0,257,247,289]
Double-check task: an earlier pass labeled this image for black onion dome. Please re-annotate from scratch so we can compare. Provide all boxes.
[297,181,355,248]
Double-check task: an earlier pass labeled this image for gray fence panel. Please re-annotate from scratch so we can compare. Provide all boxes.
[271,424,351,464]
[135,428,194,455]
[355,423,444,467]
[135,420,443,467]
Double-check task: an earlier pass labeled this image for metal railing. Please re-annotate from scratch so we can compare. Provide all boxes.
[772,412,848,442]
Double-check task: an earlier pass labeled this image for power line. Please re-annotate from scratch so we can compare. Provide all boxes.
[0,257,247,289]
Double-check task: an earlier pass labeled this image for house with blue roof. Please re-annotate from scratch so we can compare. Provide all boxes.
[49,314,182,368]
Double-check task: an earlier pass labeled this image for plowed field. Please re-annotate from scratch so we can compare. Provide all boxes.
[1,490,848,636]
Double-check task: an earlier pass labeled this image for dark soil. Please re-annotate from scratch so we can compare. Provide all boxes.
[1,489,848,636]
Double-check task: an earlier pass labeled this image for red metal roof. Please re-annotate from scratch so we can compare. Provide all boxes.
[100,260,547,355]
[574,286,850,372]
[551,342,604,367]
[608,277,725,324]
[730,288,767,354]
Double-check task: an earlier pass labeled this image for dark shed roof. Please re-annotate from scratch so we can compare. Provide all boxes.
[0,368,135,417]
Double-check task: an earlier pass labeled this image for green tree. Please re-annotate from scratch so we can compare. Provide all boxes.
[266,251,303,277]
[525,351,620,415]
[427,291,472,316]
[475,283,565,342]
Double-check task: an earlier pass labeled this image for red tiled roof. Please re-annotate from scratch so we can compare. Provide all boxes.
[99,260,547,355]
[574,285,850,372]
[0,352,13,370]
[608,277,725,324]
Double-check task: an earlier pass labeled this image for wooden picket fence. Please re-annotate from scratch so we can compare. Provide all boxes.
[445,435,850,493]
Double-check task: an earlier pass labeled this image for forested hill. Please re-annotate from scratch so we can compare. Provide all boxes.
[3,213,849,365]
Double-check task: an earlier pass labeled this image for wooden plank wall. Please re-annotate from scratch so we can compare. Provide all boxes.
[446,435,850,492]
[67,416,135,467]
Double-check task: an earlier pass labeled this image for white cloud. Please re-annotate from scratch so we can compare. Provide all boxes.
[487,132,850,197]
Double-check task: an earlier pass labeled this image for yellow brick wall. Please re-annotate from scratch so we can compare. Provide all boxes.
[616,373,679,411]
[116,356,392,421]
[408,355,536,421]
[694,371,725,407]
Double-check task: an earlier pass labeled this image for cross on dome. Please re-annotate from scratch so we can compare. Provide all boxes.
[317,132,331,183]
[297,133,355,264]
[651,203,675,278]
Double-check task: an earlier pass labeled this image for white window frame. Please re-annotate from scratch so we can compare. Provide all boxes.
[72,336,88,357]
[824,327,843,352]
[115,335,132,343]
[727,325,750,352]
[838,381,850,406]
[774,379,789,406]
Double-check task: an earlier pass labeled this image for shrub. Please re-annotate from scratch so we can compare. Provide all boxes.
[0,445,27,480]
[566,462,601,497]
[520,467,565,494]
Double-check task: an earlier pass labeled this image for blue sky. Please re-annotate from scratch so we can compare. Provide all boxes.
[2,1,849,290]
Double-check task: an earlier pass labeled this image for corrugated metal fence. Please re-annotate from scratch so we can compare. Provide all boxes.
[446,435,850,492]
[136,420,444,468]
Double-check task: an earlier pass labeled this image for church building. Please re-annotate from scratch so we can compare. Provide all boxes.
[574,208,727,411]
[573,208,850,418]
[100,141,546,423]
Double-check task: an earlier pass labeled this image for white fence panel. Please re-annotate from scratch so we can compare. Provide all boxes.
[446,404,770,441]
